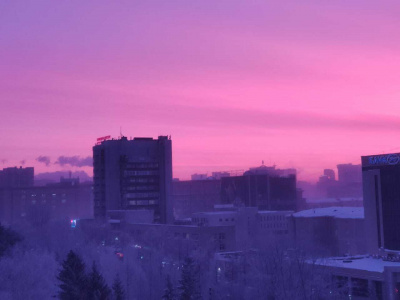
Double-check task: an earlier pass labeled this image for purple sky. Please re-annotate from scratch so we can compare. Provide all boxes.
[1,1,400,181]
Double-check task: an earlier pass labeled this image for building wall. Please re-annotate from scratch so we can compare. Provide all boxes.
[362,153,400,253]
[173,179,221,219]
[220,174,297,211]
[125,223,236,256]
[0,167,34,188]
[192,208,293,251]
[290,214,366,256]
[0,183,93,226]
[93,136,173,223]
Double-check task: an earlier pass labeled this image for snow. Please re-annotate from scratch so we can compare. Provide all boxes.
[314,256,400,273]
[292,207,364,219]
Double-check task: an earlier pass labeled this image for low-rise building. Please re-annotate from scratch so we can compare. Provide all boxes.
[172,179,221,219]
[313,255,400,300]
[0,181,93,225]
[289,207,366,256]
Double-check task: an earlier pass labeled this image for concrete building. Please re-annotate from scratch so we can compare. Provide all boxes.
[313,255,400,300]
[191,173,208,181]
[220,172,297,211]
[0,180,93,225]
[324,169,335,181]
[303,153,400,300]
[192,208,293,250]
[338,163,362,184]
[119,223,236,256]
[93,136,173,223]
[362,152,400,254]
[172,179,221,219]
[290,207,366,256]
[0,166,34,188]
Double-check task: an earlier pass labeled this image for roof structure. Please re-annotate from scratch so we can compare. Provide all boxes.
[292,207,364,219]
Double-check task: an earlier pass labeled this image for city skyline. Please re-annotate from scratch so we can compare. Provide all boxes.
[1,1,400,182]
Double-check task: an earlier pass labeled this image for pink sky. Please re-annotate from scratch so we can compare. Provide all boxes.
[1,0,400,181]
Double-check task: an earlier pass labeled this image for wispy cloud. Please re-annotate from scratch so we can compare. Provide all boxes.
[36,156,51,166]
[55,156,92,167]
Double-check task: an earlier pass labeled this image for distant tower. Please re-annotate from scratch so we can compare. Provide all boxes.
[323,169,335,181]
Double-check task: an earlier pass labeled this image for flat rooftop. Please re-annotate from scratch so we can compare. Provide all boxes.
[314,255,400,273]
[292,207,364,219]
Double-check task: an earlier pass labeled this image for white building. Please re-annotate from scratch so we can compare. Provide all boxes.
[289,207,366,256]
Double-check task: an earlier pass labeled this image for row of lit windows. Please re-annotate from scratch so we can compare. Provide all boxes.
[30,199,67,204]
[126,185,158,191]
[22,193,66,198]
[128,200,158,206]
[260,222,287,229]
[125,192,159,198]
[219,218,235,222]
[128,178,158,183]
[260,215,286,221]
[126,163,159,169]
[124,170,159,176]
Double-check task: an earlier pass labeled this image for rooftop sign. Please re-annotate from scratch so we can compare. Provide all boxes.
[96,135,111,145]
[362,153,400,167]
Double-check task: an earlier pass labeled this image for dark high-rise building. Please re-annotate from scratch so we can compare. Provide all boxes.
[93,136,173,224]
[220,173,297,211]
[362,152,400,253]
[0,167,34,188]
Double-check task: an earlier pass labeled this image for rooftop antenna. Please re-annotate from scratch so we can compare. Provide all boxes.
[262,160,264,165]
[120,126,123,138]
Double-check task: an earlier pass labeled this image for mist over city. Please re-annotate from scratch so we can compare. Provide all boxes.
[1,1,400,299]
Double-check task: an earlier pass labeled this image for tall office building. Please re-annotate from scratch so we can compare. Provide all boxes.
[93,136,173,224]
[362,152,400,254]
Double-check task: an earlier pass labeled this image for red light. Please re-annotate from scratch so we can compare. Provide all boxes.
[116,252,124,258]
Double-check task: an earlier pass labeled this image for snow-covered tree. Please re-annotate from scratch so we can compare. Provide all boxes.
[57,250,88,299]
[162,275,176,300]
[87,261,111,300]
[178,257,202,300]
[0,223,21,257]
[112,274,125,300]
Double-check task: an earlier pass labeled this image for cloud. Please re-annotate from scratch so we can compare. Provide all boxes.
[1,159,7,164]
[55,156,92,167]
[20,160,26,165]
[36,156,51,166]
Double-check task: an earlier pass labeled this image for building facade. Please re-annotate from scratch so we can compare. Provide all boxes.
[172,179,221,219]
[93,136,173,223]
[0,166,34,188]
[362,152,400,254]
[0,181,93,226]
[289,207,366,256]
[220,174,297,211]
